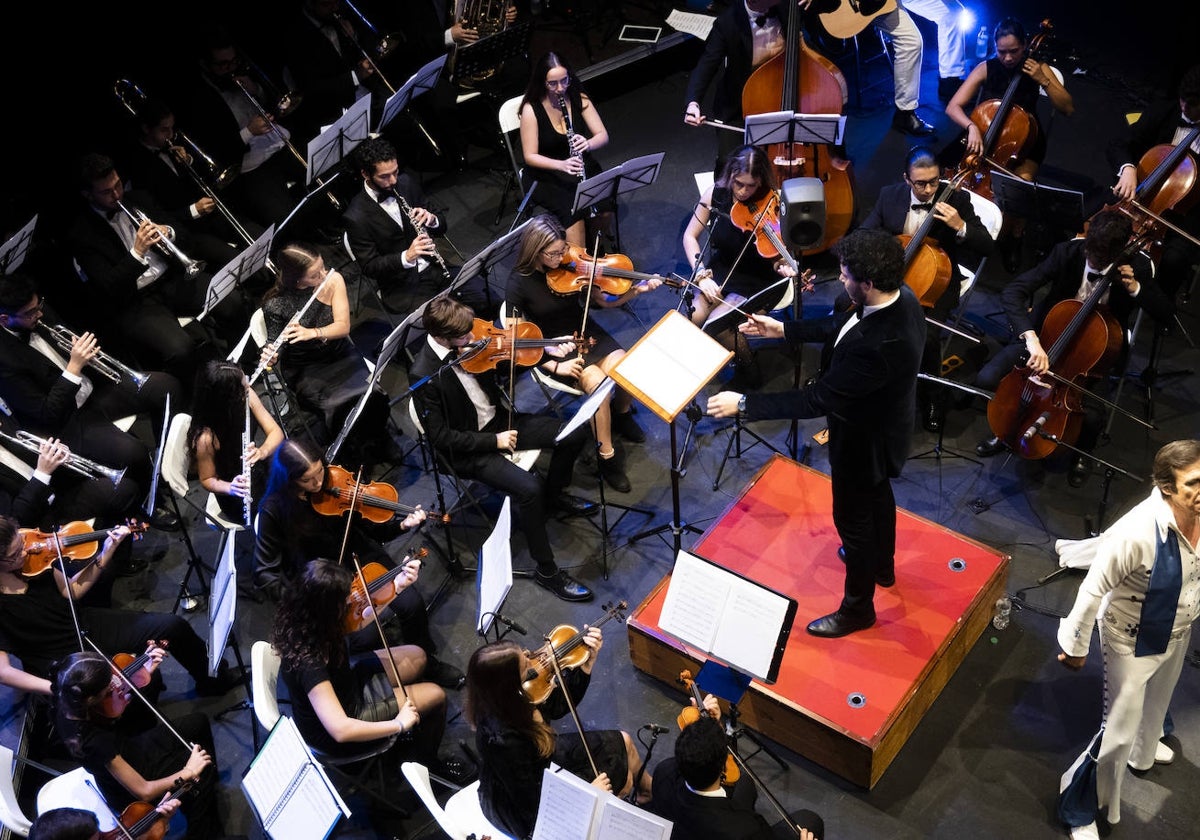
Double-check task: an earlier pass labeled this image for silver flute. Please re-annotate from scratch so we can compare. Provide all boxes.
[249,273,334,385]
[0,429,127,487]
[391,189,452,281]
[559,95,585,182]
[115,199,207,277]
[241,395,253,527]
[36,322,150,390]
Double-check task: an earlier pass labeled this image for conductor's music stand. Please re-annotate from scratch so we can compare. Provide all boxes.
[199,224,275,321]
[0,215,37,274]
[571,153,666,253]
[614,311,733,555]
[450,20,534,87]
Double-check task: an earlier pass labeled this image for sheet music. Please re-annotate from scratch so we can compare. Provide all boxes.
[242,717,349,840]
[531,768,599,840]
[477,497,514,635]
[709,582,793,680]
[658,550,731,651]
[207,530,237,676]
[666,10,716,40]
[593,797,672,840]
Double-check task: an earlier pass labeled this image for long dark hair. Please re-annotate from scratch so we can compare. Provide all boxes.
[715,144,776,204]
[520,51,586,113]
[187,359,247,456]
[272,559,352,672]
[261,438,324,530]
[52,652,113,759]
[464,641,554,757]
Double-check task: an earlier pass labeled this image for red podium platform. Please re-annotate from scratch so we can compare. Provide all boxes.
[627,454,1010,788]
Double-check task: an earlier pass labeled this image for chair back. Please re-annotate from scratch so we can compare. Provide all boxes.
[966,190,1003,239]
[498,95,525,185]
[0,744,32,837]
[401,762,470,840]
[37,767,117,832]
[444,780,516,840]
[251,640,283,732]
[161,412,194,499]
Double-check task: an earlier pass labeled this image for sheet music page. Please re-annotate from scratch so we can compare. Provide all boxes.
[658,550,731,652]
[207,532,237,676]
[263,764,346,840]
[477,498,514,635]
[531,768,599,840]
[666,10,716,39]
[611,311,731,421]
[242,718,348,840]
[709,577,793,680]
[593,796,673,840]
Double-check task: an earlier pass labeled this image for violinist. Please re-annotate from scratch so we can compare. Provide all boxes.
[52,650,225,840]
[860,145,996,432]
[1108,64,1200,301]
[506,215,659,494]
[0,514,238,699]
[972,210,1174,486]
[271,559,471,783]
[409,295,597,603]
[649,695,825,840]
[683,145,797,391]
[465,633,651,839]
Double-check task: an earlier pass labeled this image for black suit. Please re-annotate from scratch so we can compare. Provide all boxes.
[408,337,587,574]
[685,3,790,127]
[743,286,926,620]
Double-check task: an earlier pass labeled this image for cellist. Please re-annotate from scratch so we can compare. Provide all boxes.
[1108,64,1200,301]
[860,145,995,432]
[972,210,1174,485]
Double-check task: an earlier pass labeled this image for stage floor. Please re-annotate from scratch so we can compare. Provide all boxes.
[629,454,1011,787]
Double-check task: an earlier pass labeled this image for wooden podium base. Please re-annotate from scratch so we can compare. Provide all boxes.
[627,455,1009,788]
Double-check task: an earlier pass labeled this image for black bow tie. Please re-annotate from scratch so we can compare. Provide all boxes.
[1181,119,1197,129]
[754,7,779,27]
[375,190,394,203]
[1086,270,1103,284]
[104,208,119,221]
[911,202,932,212]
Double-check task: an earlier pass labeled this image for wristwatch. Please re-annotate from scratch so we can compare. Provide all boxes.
[737,394,747,416]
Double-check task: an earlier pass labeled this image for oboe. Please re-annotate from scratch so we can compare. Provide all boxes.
[392,190,452,281]
[559,95,585,182]
[241,395,253,527]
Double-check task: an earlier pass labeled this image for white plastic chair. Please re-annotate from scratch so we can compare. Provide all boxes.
[953,190,1004,325]
[36,767,117,832]
[444,779,516,840]
[401,761,471,840]
[0,744,32,837]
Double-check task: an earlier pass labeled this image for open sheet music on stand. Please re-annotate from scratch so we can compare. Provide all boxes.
[532,766,672,840]
[242,716,349,840]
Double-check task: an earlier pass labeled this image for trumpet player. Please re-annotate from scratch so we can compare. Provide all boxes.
[64,152,247,388]
[0,273,181,533]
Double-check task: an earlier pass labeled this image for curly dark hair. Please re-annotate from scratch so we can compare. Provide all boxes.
[1082,209,1134,268]
[187,359,248,458]
[271,559,352,673]
[674,715,727,789]
[28,807,100,840]
[831,228,906,291]
[464,640,555,757]
[1152,439,1200,494]
[0,272,37,315]
[352,135,398,177]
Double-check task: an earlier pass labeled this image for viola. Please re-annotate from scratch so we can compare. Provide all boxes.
[458,317,594,374]
[676,669,739,785]
[99,641,166,720]
[546,244,682,297]
[100,780,195,840]
[344,547,429,634]
[740,1,855,255]
[521,600,627,704]
[312,463,445,524]
[19,519,148,577]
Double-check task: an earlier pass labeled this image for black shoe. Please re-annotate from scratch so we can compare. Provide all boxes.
[837,545,846,562]
[922,400,943,433]
[938,76,964,101]
[195,662,244,697]
[975,435,1006,457]
[806,611,876,638]
[598,451,631,493]
[612,410,646,443]
[892,109,935,136]
[423,657,466,690]
[149,504,180,532]
[430,756,477,786]
[1068,455,1090,488]
[534,570,594,602]
[116,554,149,577]
[550,493,599,517]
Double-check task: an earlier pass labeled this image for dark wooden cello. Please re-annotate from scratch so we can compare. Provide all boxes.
[897,171,971,307]
[1107,123,1200,252]
[741,0,855,255]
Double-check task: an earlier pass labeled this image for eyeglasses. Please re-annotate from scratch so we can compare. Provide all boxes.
[14,297,45,319]
[907,177,940,189]
[546,76,570,89]
[542,247,568,260]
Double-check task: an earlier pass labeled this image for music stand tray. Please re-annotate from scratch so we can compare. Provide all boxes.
[451,20,534,84]
[989,168,1085,231]
[743,111,846,147]
[306,94,372,185]
[200,224,275,320]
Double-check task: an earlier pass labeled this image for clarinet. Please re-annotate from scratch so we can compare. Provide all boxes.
[559,95,585,182]
[241,395,253,527]
[392,189,452,281]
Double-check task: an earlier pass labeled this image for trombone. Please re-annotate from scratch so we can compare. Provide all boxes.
[36,322,151,391]
[115,199,207,277]
[0,429,127,488]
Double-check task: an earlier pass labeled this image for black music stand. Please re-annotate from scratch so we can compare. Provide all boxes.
[1029,429,1144,537]
[571,153,666,252]
[450,20,534,86]
[743,109,846,147]
[377,54,447,134]
[0,215,37,274]
[306,94,372,189]
[990,168,1084,269]
[449,219,532,313]
[199,224,275,321]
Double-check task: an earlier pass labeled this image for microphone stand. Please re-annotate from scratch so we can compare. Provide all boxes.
[1031,429,1144,538]
[625,725,666,805]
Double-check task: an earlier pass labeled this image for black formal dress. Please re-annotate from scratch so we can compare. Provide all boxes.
[520,89,610,229]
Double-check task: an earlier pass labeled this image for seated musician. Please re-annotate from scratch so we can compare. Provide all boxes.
[0,514,239,699]
[410,294,597,602]
[683,145,798,392]
[250,438,464,688]
[505,214,658,493]
[465,634,650,839]
[649,695,824,840]
[860,145,996,432]
[0,272,180,531]
[53,650,225,840]
[972,210,1174,485]
[271,559,471,783]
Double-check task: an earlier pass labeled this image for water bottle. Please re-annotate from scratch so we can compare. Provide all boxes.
[992,596,1012,630]
[976,25,991,60]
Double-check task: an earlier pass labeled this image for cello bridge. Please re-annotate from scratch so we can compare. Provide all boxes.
[772,154,807,168]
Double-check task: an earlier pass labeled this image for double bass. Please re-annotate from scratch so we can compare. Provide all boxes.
[741,0,855,255]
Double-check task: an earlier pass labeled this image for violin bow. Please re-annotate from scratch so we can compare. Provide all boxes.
[576,232,604,363]
[351,553,408,700]
[83,636,194,751]
[49,522,86,652]
[334,465,366,567]
[543,629,599,779]
[83,777,138,840]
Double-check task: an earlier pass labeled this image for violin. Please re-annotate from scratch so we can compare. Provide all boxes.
[520,600,627,704]
[457,317,591,374]
[100,781,194,840]
[98,641,166,720]
[312,463,445,524]
[344,547,429,634]
[19,519,147,577]
[676,669,739,785]
[546,244,682,297]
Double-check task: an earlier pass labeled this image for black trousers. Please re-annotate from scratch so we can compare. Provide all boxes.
[831,471,896,620]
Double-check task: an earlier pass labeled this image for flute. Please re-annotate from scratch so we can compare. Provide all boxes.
[241,395,253,527]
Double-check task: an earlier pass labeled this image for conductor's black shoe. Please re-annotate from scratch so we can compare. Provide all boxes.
[975,435,1006,457]
[1068,455,1091,488]
[837,545,846,562]
[922,400,943,433]
[149,504,180,532]
[598,451,632,493]
[806,611,876,638]
[535,570,594,602]
[424,657,466,690]
[550,494,598,517]
[892,108,935,136]
[612,410,646,443]
[938,76,964,101]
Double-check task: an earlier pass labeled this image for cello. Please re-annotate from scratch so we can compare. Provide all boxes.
[1106,123,1200,252]
[741,0,855,255]
[896,171,972,307]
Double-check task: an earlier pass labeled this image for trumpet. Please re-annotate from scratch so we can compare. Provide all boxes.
[36,322,150,391]
[391,189,452,281]
[114,200,207,278]
[0,430,127,488]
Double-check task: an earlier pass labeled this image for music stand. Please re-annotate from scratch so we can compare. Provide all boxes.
[198,224,275,321]
[325,311,411,465]
[613,311,733,555]
[990,168,1085,232]
[571,153,666,239]
[306,94,372,187]
[476,498,518,642]
[449,219,532,311]
[743,110,846,147]
[377,55,447,134]
[450,20,534,86]
[0,215,37,274]
[208,531,257,750]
